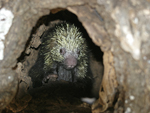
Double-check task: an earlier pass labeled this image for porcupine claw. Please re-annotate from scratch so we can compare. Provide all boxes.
[42,74,58,84]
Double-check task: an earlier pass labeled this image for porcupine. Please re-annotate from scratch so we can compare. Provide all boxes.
[29,22,92,88]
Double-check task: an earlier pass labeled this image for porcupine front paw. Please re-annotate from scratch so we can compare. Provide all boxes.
[42,74,58,84]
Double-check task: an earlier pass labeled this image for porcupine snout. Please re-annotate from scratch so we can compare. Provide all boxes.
[64,55,77,69]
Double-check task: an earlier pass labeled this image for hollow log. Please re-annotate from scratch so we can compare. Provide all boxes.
[0,0,150,113]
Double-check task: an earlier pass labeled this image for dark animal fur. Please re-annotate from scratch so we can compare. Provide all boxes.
[29,22,92,88]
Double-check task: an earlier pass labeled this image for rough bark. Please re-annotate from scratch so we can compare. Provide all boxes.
[0,0,150,113]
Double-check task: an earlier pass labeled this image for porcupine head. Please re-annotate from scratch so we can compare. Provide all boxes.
[43,22,88,82]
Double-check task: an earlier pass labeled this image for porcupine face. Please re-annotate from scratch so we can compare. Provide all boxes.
[49,23,87,70]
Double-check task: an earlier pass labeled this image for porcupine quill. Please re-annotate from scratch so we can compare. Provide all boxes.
[29,22,92,88]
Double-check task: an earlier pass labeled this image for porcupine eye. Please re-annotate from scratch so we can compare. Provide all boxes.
[60,48,66,55]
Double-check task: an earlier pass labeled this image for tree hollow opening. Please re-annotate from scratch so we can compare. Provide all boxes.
[5,9,104,113]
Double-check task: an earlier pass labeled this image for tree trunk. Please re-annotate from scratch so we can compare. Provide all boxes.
[0,0,150,113]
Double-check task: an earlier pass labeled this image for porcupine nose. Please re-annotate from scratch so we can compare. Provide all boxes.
[64,55,77,69]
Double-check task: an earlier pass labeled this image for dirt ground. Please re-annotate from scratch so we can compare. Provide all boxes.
[3,81,92,113]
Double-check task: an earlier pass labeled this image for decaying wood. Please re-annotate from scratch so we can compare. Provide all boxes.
[92,51,118,112]
[0,0,150,113]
